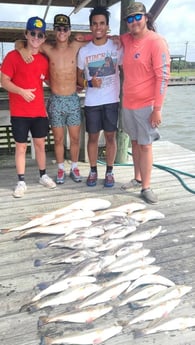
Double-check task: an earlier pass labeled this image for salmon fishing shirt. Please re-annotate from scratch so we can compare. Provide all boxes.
[1,50,49,117]
[121,30,170,109]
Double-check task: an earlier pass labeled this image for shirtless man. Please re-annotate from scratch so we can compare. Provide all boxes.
[17,14,86,184]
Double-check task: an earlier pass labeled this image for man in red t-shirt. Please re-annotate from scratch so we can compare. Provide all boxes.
[1,16,56,198]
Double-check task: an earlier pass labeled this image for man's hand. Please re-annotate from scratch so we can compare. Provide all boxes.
[20,88,36,102]
[20,47,34,64]
[150,109,162,128]
[91,76,102,88]
[110,35,122,50]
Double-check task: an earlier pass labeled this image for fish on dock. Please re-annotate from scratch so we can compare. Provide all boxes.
[48,237,103,250]
[31,275,97,302]
[125,274,175,294]
[15,219,93,239]
[38,303,113,326]
[123,226,162,242]
[134,316,195,336]
[128,298,181,325]
[102,202,146,214]
[131,285,192,308]
[4,198,111,232]
[119,284,168,307]
[130,209,165,224]
[34,249,99,266]
[24,283,102,312]
[40,324,122,345]
[78,281,130,308]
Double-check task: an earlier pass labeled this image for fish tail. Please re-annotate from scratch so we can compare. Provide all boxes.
[0,228,9,234]
[34,259,43,267]
[130,302,143,309]
[133,329,145,338]
[19,303,29,312]
[40,336,52,345]
[26,303,38,313]
[38,316,49,327]
[36,241,48,249]
[37,281,50,290]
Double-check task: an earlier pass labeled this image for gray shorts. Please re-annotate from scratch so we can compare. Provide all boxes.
[47,93,82,127]
[122,106,160,145]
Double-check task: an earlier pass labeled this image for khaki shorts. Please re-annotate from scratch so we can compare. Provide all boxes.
[122,106,160,145]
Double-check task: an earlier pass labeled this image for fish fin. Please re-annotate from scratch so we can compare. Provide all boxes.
[36,241,48,249]
[36,282,50,290]
[133,329,145,338]
[34,259,43,267]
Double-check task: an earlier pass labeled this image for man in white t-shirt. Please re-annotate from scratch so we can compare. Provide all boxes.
[77,6,123,188]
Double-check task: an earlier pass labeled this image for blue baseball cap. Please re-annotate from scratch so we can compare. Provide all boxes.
[26,16,46,33]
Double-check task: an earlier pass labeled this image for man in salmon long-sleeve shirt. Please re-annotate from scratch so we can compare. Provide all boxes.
[120,2,170,204]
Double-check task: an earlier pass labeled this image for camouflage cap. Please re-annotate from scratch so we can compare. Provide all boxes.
[125,2,146,18]
[53,14,71,28]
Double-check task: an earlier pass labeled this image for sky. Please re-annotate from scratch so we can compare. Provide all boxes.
[0,0,195,61]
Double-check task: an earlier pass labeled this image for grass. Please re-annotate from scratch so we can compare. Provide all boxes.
[171,69,195,77]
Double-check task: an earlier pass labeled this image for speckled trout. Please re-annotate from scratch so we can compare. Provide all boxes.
[134,316,195,336]
[40,324,122,345]
[128,298,181,325]
[38,303,113,326]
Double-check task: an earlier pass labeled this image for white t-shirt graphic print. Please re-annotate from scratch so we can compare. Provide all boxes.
[77,39,123,106]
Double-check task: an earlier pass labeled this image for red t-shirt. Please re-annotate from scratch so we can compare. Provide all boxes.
[121,31,170,109]
[1,50,49,117]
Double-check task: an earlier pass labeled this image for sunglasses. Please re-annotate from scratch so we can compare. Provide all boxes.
[126,13,144,24]
[55,26,70,32]
[29,31,45,39]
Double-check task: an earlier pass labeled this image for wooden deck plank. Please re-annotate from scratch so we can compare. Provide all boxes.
[0,141,195,345]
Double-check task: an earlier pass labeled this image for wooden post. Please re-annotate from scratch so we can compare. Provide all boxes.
[115,0,134,163]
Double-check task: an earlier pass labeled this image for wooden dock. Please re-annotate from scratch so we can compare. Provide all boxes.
[0,141,195,345]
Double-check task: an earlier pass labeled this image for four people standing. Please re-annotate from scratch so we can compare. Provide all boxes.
[1,3,170,204]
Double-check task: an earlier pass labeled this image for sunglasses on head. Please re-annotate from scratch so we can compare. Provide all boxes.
[126,13,144,24]
[29,31,44,39]
[55,26,70,32]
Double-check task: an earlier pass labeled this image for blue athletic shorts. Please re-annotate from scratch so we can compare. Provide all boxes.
[122,106,160,145]
[11,117,49,143]
[84,102,119,134]
[47,93,82,127]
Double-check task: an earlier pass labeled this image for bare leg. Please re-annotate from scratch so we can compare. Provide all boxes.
[87,132,100,166]
[139,143,153,190]
[33,137,46,170]
[68,125,81,163]
[131,140,142,182]
[15,142,27,175]
[52,127,65,164]
[104,131,117,166]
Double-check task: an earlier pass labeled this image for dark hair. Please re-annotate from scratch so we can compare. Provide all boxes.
[89,6,110,26]
[146,12,156,32]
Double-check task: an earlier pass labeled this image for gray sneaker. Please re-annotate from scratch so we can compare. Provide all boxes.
[121,178,142,190]
[39,174,56,189]
[13,181,27,198]
[141,188,158,204]
[69,168,82,182]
